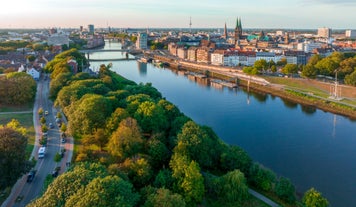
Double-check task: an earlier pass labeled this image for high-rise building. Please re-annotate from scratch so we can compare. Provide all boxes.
[345,30,356,39]
[136,32,148,50]
[234,17,242,45]
[88,24,95,34]
[80,26,83,32]
[318,27,332,38]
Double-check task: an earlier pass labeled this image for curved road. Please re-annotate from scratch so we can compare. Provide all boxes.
[2,75,73,207]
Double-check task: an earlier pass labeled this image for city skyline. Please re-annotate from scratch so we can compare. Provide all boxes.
[2,0,356,29]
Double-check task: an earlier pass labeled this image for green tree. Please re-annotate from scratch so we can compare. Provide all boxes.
[107,117,143,159]
[6,119,26,135]
[271,65,277,73]
[0,127,28,189]
[134,101,168,134]
[60,123,67,133]
[120,157,153,188]
[345,70,356,86]
[49,72,72,100]
[65,175,139,207]
[105,107,130,134]
[68,94,112,135]
[40,116,46,125]
[220,145,252,176]
[145,188,186,207]
[308,54,322,66]
[217,170,249,204]
[282,63,298,76]
[302,64,318,79]
[27,55,36,62]
[274,177,296,204]
[243,66,258,75]
[277,58,287,66]
[302,188,329,207]
[56,112,62,119]
[249,163,276,192]
[254,59,268,72]
[315,58,339,76]
[147,137,170,168]
[54,152,62,162]
[84,128,107,151]
[41,124,48,133]
[153,169,174,189]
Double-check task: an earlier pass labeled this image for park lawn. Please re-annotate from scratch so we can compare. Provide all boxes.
[0,104,33,112]
[0,113,35,159]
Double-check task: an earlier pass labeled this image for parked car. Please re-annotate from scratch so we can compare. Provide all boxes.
[27,169,36,182]
[52,166,61,177]
[49,123,53,129]
[61,138,66,143]
[45,111,49,116]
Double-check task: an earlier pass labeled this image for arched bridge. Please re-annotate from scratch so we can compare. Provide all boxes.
[79,49,129,53]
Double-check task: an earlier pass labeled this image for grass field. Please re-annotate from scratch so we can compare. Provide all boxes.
[264,76,356,106]
[0,112,35,159]
[0,104,33,112]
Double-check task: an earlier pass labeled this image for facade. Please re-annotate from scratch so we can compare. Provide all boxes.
[211,50,225,66]
[196,48,211,63]
[136,32,148,50]
[168,43,178,56]
[177,47,187,59]
[187,47,198,61]
[297,41,322,53]
[47,34,69,47]
[345,30,356,39]
[27,68,40,80]
[318,27,332,38]
[88,24,95,34]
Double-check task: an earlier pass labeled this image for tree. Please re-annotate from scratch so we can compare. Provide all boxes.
[145,188,186,207]
[254,59,268,72]
[107,117,143,159]
[302,188,329,207]
[345,70,356,86]
[60,123,67,133]
[90,128,108,151]
[217,170,249,204]
[302,64,318,79]
[153,169,174,189]
[0,127,28,189]
[40,116,46,125]
[271,65,277,73]
[281,63,298,76]
[277,58,287,66]
[148,137,170,168]
[56,112,62,119]
[243,66,258,75]
[38,108,44,117]
[105,107,130,134]
[275,177,296,204]
[249,163,276,192]
[315,58,339,76]
[41,124,48,133]
[134,101,168,134]
[65,175,139,207]
[6,119,26,135]
[68,94,113,135]
[220,145,252,176]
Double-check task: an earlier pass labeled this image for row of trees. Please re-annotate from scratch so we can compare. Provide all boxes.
[301,52,356,86]
[0,72,37,105]
[30,49,329,207]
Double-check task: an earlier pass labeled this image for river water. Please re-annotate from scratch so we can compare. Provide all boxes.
[89,41,356,207]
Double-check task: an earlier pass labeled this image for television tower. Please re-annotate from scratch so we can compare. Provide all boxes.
[189,16,192,33]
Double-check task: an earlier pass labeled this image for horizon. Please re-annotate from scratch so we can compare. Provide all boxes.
[2,0,356,29]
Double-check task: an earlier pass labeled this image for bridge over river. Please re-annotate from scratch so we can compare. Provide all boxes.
[80,49,142,61]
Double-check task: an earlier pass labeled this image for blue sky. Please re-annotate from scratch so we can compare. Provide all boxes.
[1,0,356,29]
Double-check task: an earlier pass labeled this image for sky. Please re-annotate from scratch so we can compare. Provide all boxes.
[1,0,356,29]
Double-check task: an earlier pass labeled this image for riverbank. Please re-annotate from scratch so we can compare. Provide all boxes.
[150,54,356,120]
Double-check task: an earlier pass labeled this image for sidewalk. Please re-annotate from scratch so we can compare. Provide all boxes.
[249,189,280,207]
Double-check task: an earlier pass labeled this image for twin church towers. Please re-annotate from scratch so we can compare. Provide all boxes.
[223,17,243,45]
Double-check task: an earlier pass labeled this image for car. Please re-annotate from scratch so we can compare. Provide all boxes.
[45,111,49,116]
[49,123,53,129]
[27,169,36,182]
[52,166,61,177]
[61,138,66,143]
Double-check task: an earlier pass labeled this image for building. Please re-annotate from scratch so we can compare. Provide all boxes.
[345,30,356,39]
[136,32,148,50]
[211,50,226,66]
[196,48,211,63]
[187,47,198,61]
[168,43,178,56]
[177,47,187,59]
[297,41,322,53]
[234,17,243,46]
[88,24,95,34]
[47,34,69,47]
[26,68,40,80]
[318,27,332,38]
[223,23,228,39]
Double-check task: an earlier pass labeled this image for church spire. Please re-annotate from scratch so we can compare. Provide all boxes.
[223,22,227,39]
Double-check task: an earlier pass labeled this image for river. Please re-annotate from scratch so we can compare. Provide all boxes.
[89,40,356,207]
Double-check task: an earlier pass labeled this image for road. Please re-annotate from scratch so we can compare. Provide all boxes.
[2,75,73,207]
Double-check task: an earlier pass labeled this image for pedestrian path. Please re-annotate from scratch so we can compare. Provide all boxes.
[249,189,280,207]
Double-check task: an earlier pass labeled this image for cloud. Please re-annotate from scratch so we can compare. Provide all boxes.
[304,0,356,5]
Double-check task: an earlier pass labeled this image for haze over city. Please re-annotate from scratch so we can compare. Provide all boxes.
[2,0,356,29]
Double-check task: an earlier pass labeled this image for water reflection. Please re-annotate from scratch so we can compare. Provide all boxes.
[282,98,298,109]
[137,62,147,76]
[300,105,317,115]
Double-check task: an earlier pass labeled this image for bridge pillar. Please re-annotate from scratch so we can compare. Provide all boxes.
[87,53,90,60]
